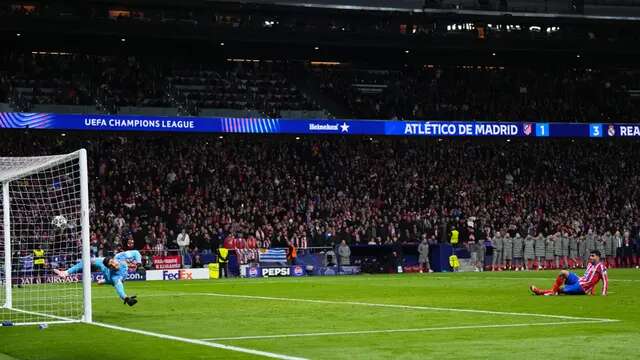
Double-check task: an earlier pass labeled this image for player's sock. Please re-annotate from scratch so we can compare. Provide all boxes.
[551,275,564,293]
[530,285,554,296]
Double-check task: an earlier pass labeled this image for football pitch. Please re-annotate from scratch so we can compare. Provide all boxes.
[2,269,639,360]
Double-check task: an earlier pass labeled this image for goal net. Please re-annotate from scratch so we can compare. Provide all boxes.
[0,150,91,326]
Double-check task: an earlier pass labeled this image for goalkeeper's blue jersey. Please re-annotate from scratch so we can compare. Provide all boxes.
[115,250,142,264]
[67,257,130,300]
[94,259,128,285]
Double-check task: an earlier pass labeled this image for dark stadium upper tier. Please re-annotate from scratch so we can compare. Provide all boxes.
[2,53,638,122]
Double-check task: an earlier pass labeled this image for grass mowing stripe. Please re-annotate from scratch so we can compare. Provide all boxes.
[0,353,20,360]
[428,275,640,282]
[201,320,613,341]
[192,292,620,322]
[91,321,309,360]
[100,291,619,322]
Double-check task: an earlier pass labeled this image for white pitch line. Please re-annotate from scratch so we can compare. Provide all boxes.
[5,307,78,322]
[192,292,619,322]
[91,322,308,360]
[4,320,77,327]
[200,320,613,341]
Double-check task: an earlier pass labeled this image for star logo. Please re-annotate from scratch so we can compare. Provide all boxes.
[340,122,350,133]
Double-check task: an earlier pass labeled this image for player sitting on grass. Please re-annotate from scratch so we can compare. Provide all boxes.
[530,250,608,296]
[53,250,142,306]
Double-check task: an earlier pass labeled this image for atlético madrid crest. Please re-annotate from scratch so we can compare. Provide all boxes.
[523,123,532,136]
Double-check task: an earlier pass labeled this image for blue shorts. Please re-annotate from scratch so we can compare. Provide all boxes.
[562,272,585,295]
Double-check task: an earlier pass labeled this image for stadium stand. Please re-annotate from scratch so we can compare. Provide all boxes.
[1,132,639,267]
[2,52,640,121]
[0,53,320,117]
[314,65,640,122]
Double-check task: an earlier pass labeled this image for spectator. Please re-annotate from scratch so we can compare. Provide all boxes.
[325,246,336,267]
[614,230,623,267]
[392,239,403,273]
[192,254,203,268]
[287,240,298,265]
[177,229,190,265]
[622,232,635,268]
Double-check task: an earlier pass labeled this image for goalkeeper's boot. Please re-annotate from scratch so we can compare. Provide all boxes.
[124,296,138,306]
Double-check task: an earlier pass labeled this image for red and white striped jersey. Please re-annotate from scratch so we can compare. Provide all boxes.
[579,262,608,295]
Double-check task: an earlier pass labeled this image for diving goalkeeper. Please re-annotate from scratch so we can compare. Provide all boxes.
[53,250,142,306]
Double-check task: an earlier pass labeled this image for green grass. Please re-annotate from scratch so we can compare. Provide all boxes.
[2,269,640,359]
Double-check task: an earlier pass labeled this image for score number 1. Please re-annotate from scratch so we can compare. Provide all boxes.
[536,123,549,137]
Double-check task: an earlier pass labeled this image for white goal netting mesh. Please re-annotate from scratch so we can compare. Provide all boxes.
[0,152,87,325]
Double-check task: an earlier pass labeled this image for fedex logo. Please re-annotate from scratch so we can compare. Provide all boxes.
[162,270,193,280]
[261,268,290,277]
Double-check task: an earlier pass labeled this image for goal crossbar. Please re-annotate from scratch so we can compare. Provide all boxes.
[0,152,84,183]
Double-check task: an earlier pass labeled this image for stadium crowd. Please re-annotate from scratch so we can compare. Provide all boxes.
[1,133,639,270]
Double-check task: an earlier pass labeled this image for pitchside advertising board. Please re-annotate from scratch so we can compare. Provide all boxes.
[146,268,210,281]
[92,271,146,282]
[243,266,306,278]
[10,271,145,284]
[2,112,640,138]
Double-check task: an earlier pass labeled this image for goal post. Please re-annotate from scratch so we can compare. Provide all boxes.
[0,149,91,325]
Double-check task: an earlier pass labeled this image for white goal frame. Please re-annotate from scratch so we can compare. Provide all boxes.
[1,149,92,324]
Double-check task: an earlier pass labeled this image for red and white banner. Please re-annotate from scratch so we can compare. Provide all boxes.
[152,255,182,270]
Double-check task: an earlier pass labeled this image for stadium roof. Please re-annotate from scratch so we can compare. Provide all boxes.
[202,0,640,20]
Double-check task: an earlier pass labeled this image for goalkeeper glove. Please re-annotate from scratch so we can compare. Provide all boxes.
[124,296,138,307]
